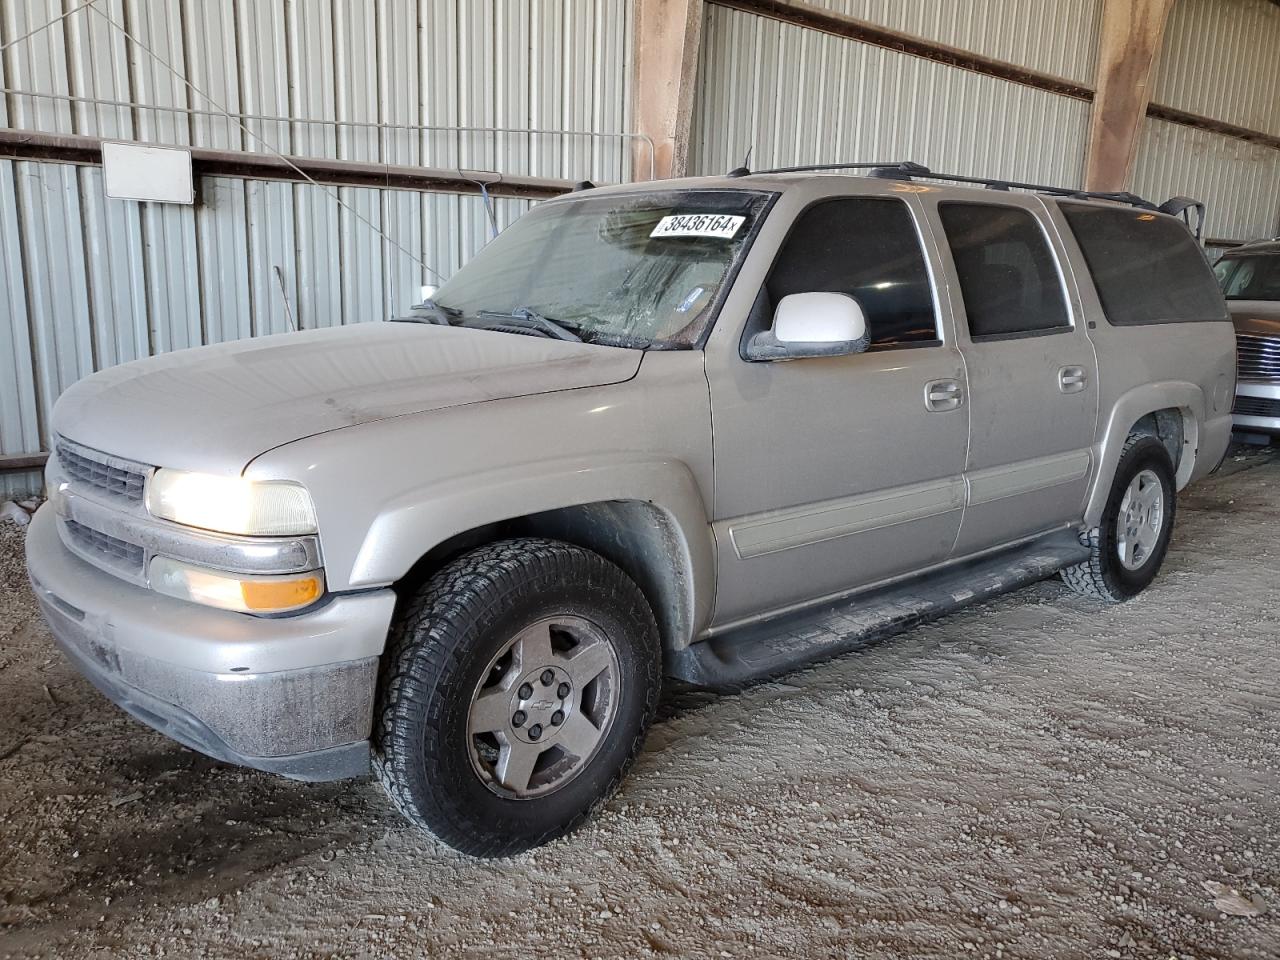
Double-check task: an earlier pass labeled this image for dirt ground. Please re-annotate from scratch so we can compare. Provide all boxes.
[0,447,1277,960]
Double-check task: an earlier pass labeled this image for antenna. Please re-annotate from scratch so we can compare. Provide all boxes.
[726,145,753,178]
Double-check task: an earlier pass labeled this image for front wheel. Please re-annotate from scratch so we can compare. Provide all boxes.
[372,538,661,857]
[1061,435,1176,602]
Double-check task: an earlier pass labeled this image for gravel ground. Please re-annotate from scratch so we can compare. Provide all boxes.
[1,447,1278,959]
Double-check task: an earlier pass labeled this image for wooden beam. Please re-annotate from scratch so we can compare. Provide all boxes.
[0,129,576,200]
[1145,102,1280,151]
[632,0,705,179]
[712,0,1093,100]
[1085,0,1176,192]
[0,452,48,473]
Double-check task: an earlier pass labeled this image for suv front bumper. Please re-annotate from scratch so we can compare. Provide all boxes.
[25,505,396,781]
[1233,382,1280,435]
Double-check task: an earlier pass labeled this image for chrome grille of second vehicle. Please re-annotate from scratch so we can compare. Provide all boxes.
[1233,395,1280,419]
[1235,333,1280,382]
[55,439,148,501]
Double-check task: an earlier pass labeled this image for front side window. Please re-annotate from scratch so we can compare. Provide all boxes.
[427,189,773,348]
[1215,253,1280,302]
[939,203,1070,340]
[761,197,939,348]
[1060,202,1228,324]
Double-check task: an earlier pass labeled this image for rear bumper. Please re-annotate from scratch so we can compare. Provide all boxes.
[1232,382,1280,434]
[25,505,396,781]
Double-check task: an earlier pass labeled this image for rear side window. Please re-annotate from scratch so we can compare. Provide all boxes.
[938,203,1070,339]
[1060,203,1229,324]
[764,197,937,347]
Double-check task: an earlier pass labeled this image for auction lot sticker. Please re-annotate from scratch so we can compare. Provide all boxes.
[650,214,746,239]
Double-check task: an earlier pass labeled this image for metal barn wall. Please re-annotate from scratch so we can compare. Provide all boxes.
[1,0,635,177]
[0,0,634,496]
[1152,0,1280,136]
[803,0,1103,85]
[692,0,1279,244]
[1132,0,1280,245]
[1132,119,1280,244]
[689,3,1093,185]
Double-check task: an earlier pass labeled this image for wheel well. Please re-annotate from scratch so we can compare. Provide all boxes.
[1128,408,1187,475]
[394,500,694,656]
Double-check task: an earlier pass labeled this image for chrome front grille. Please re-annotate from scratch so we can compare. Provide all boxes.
[55,440,149,501]
[52,439,153,585]
[62,518,146,575]
[1235,333,1280,383]
[1233,395,1280,419]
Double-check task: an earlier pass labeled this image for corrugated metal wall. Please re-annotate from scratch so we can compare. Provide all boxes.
[1132,0,1280,245]
[804,0,1103,85]
[0,0,634,496]
[689,1,1096,184]
[2,0,635,175]
[1132,119,1280,243]
[1152,0,1280,136]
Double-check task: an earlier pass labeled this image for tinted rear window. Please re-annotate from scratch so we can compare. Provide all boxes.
[1060,203,1228,325]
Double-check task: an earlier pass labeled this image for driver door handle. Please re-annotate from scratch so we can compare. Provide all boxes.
[925,378,963,412]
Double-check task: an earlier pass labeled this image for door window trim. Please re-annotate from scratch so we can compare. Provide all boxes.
[936,199,1076,344]
[739,193,946,357]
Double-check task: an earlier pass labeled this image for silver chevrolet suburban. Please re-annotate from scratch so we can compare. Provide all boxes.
[26,165,1235,856]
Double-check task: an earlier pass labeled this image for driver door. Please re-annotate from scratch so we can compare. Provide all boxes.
[703,191,969,627]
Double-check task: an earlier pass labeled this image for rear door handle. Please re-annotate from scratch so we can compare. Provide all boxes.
[925,378,963,412]
[1059,365,1088,393]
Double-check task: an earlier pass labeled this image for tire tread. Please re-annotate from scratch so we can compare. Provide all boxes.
[1060,434,1174,603]
[371,538,660,857]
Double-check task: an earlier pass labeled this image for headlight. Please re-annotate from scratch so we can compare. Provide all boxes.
[146,469,317,536]
[149,556,324,614]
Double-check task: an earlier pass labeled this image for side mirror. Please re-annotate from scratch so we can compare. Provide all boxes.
[745,292,870,361]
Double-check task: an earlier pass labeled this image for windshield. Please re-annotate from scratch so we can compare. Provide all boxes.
[1215,253,1280,301]
[426,189,773,348]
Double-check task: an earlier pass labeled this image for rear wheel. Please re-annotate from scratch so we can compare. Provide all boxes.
[372,538,661,857]
[1061,435,1176,602]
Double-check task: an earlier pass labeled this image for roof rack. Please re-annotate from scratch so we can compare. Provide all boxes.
[725,160,1206,242]
[728,160,931,180]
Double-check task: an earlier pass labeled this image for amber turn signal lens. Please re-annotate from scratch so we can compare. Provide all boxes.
[240,574,323,611]
[149,557,324,614]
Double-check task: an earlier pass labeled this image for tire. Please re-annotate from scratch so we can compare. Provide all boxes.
[372,538,661,857]
[1061,435,1177,602]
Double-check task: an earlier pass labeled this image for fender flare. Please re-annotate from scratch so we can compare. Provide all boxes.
[1084,381,1205,528]
[347,455,715,648]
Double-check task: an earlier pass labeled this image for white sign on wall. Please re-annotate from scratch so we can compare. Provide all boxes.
[102,141,195,204]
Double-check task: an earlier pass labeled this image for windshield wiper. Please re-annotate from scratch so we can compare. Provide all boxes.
[474,306,583,342]
[393,299,461,325]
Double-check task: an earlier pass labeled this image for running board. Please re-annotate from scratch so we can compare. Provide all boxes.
[668,531,1091,690]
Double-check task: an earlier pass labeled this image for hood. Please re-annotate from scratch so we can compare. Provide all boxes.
[53,323,643,473]
[1229,300,1280,335]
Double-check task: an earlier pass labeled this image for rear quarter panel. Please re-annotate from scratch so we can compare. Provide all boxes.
[1043,202,1235,525]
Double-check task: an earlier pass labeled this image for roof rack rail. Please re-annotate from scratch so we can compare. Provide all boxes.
[734,161,930,178]
[724,160,1205,243]
[899,168,1161,210]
